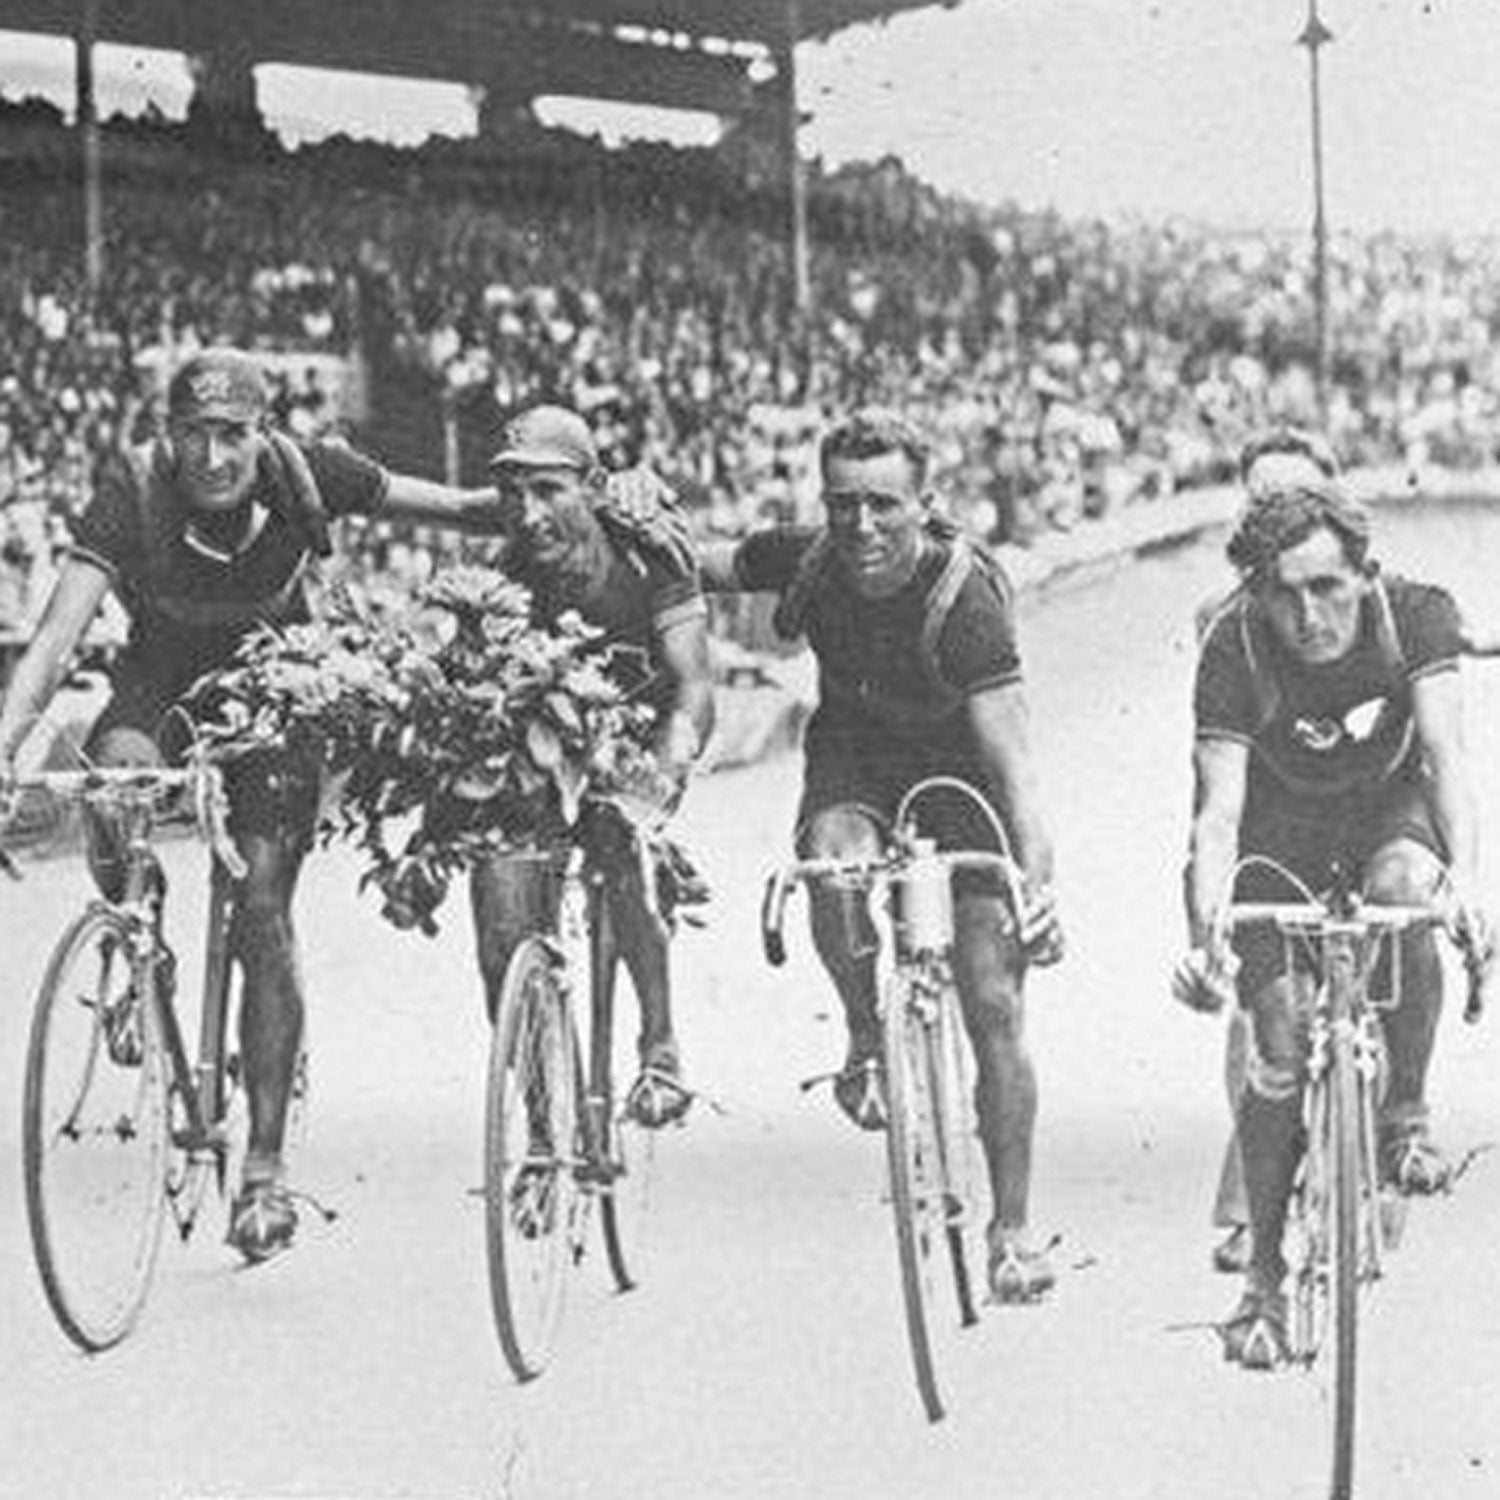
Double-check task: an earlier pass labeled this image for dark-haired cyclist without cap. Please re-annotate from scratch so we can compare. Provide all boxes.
[1196,427,1344,1280]
[1176,476,1493,1369]
[697,407,1064,1303]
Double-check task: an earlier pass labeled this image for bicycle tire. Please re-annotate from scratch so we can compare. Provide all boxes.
[23,904,169,1352]
[485,936,584,1381]
[881,971,946,1422]
[1328,1022,1362,1500]
[599,1108,655,1293]
[931,986,979,1329]
[1289,1071,1331,1365]
[586,900,648,1295]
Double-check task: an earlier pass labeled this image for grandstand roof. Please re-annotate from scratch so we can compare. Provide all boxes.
[0,0,958,114]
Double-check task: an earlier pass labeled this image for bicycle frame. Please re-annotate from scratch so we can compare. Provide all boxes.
[483,822,655,1380]
[13,764,248,1349]
[762,833,1025,1422]
[1222,895,1449,1500]
[83,775,245,1229]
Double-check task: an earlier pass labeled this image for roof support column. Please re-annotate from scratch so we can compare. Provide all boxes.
[777,0,810,316]
[74,0,102,298]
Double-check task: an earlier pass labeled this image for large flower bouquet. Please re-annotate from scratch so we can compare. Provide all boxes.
[189,568,679,933]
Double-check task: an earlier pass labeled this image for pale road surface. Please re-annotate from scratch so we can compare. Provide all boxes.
[4,503,1500,1500]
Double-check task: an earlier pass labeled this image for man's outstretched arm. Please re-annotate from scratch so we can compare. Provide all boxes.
[654,612,716,781]
[0,558,112,774]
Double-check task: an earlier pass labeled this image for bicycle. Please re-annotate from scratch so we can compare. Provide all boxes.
[6,762,254,1353]
[483,802,668,1381]
[759,776,1029,1423]
[1214,860,1485,1500]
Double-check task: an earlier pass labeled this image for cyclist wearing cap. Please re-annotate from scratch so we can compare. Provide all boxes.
[696,407,1064,1303]
[1176,476,1493,1368]
[0,345,543,1263]
[472,403,714,1128]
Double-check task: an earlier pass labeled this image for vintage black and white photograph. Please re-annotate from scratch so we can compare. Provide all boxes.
[2,3,1499,1497]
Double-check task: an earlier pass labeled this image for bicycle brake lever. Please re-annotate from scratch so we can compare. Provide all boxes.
[761,873,789,967]
[1463,956,1487,1024]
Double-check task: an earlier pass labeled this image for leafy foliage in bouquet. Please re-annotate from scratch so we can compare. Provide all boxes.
[189,566,671,931]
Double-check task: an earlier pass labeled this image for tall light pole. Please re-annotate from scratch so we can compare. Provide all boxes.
[1298,0,1333,423]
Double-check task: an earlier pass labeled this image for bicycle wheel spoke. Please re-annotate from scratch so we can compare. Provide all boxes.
[24,908,169,1352]
[486,938,583,1381]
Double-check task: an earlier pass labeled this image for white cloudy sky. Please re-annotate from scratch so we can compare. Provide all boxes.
[4,1,1500,234]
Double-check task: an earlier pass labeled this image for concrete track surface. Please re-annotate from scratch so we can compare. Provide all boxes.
[5,504,1500,1500]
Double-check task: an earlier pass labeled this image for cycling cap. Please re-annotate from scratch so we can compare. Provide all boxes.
[167,348,270,424]
[491,405,598,472]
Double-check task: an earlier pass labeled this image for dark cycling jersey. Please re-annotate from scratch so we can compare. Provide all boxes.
[519,521,705,715]
[1194,574,1461,803]
[732,525,1021,740]
[70,438,389,699]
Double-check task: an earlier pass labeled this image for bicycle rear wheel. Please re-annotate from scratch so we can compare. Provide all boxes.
[588,909,656,1295]
[599,1106,654,1293]
[484,936,584,1381]
[882,972,949,1422]
[23,905,169,1352]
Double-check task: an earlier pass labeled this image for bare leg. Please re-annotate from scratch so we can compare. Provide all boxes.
[952,892,1033,1233]
[81,725,161,903]
[470,854,559,1024]
[1365,839,1449,1189]
[607,853,673,1066]
[802,806,884,1057]
[1364,841,1444,1130]
[234,831,308,1169]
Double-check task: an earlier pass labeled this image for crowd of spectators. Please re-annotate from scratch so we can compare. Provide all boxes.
[6,94,1500,640]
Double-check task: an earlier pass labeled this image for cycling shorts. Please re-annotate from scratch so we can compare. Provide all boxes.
[1231,765,1445,994]
[796,709,1010,893]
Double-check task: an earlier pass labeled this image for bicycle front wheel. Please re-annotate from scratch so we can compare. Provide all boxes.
[23,905,169,1352]
[484,936,584,1381]
[882,972,949,1422]
[1327,1024,1363,1500]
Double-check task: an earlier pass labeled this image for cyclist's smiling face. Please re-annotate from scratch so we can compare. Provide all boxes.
[1257,524,1368,665]
[495,464,599,573]
[170,415,264,513]
[822,449,927,599]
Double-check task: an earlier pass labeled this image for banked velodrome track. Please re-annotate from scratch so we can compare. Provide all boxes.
[4,479,1500,1500]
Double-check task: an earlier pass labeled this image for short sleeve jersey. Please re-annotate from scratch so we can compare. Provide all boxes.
[522,525,706,713]
[1194,574,1461,798]
[733,526,1021,735]
[70,438,389,697]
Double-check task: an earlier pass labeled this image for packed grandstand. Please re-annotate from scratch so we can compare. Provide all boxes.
[3,93,1500,639]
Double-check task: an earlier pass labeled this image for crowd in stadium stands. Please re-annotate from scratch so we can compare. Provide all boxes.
[5,94,1500,639]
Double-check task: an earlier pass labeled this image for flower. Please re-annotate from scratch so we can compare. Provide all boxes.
[187,565,665,931]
